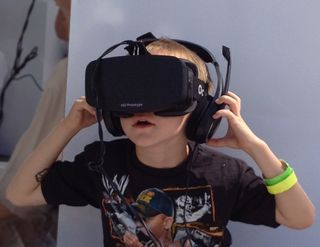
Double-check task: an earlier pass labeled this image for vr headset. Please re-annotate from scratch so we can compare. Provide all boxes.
[85,32,231,143]
[86,55,206,117]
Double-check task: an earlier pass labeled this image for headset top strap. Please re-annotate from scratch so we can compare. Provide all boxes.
[136,32,215,64]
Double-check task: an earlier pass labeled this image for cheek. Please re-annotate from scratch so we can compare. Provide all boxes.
[119,118,130,132]
[165,115,190,131]
[147,218,164,234]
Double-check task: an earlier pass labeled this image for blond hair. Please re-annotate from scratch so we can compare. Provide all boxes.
[146,38,212,90]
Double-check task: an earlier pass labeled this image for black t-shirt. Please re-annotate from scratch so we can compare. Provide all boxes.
[41,138,279,246]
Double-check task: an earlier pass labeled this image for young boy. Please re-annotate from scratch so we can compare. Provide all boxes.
[6,37,315,246]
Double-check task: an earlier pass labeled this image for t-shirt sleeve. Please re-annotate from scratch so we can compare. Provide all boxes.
[230,159,280,228]
[41,142,101,208]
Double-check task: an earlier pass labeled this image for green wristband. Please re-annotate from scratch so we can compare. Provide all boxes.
[266,171,298,194]
[264,160,293,186]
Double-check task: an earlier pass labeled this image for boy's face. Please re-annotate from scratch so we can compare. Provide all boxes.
[136,213,173,239]
[120,112,189,148]
[146,214,173,237]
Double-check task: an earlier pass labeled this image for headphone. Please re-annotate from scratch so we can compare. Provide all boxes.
[87,32,231,144]
[183,45,231,144]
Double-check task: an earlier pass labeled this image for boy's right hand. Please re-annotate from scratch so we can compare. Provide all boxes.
[62,96,98,133]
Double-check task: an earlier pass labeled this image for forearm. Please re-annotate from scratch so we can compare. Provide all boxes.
[246,139,316,229]
[6,119,78,205]
[210,92,315,228]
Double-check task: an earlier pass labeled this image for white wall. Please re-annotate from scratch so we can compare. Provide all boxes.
[60,0,320,246]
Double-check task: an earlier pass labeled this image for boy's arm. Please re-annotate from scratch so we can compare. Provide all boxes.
[207,91,316,229]
[244,139,315,229]
[6,97,97,206]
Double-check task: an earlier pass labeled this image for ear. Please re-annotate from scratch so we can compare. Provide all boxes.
[163,217,174,230]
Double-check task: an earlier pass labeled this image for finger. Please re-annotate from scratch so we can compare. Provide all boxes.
[223,91,241,113]
[84,105,97,117]
[74,98,97,116]
[226,91,241,102]
[215,95,241,116]
[75,97,89,106]
[213,108,236,121]
[75,96,88,104]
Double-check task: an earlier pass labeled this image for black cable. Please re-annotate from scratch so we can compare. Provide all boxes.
[182,48,231,245]
[89,116,162,247]
[0,0,38,127]
[183,143,199,246]
[88,149,161,245]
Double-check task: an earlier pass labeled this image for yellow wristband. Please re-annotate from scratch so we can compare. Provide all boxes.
[266,171,298,195]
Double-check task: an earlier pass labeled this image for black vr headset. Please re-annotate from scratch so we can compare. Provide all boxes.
[85,32,231,143]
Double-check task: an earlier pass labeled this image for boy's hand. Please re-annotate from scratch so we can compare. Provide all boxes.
[207,91,263,153]
[62,96,98,133]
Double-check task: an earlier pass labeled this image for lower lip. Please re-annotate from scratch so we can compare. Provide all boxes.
[133,123,155,129]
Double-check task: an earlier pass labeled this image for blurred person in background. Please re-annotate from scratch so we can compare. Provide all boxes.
[0,0,71,246]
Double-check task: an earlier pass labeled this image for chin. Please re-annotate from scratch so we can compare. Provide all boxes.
[130,135,188,149]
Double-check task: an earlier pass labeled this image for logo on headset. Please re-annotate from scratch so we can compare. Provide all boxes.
[198,85,205,96]
[120,103,143,108]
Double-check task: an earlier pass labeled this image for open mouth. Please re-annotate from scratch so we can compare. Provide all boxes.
[133,120,155,128]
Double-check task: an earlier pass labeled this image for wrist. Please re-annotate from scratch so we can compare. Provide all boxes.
[244,139,285,177]
[59,118,81,137]
[243,137,267,156]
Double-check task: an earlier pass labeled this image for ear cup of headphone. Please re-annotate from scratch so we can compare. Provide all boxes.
[186,97,209,142]
[186,96,223,143]
[103,111,124,136]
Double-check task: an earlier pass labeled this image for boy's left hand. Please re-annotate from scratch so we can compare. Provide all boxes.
[207,91,262,153]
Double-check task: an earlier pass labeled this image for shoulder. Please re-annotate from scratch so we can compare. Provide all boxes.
[191,143,253,182]
[193,143,247,168]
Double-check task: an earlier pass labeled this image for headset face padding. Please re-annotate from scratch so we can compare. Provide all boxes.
[186,94,225,143]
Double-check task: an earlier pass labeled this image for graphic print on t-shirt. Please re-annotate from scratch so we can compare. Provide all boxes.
[100,174,224,246]
[166,186,224,246]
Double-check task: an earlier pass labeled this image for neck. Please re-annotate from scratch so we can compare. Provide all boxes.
[135,138,189,169]
[153,229,173,247]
